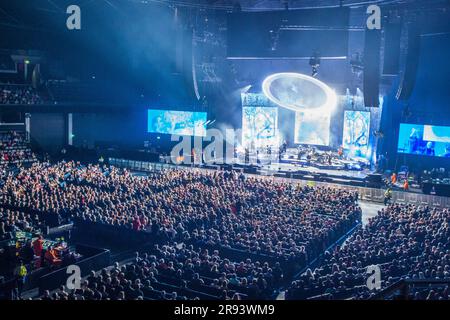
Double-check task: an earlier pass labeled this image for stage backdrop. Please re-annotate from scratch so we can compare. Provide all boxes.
[294,111,331,146]
[337,94,383,162]
[342,110,371,158]
[240,92,382,159]
[241,93,279,149]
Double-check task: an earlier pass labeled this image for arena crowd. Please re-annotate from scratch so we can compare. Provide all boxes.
[287,204,450,300]
[0,85,43,105]
[0,130,448,300]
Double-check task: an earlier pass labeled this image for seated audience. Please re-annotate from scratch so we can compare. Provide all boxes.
[0,84,43,105]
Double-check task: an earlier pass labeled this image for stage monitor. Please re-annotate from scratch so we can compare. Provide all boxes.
[397,123,450,157]
[242,106,278,149]
[294,111,330,146]
[342,111,371,157]
[147,109,207,137]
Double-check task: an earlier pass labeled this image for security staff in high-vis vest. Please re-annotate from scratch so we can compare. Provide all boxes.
[384,188,392,206]
[15,261,28,298]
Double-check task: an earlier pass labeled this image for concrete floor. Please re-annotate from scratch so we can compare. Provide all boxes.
[359,200,384,225]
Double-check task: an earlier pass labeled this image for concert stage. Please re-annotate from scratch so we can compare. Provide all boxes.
[229,160,374,187]
[228,146,377,187]
[259,162,370,179]
[158,149,379,188]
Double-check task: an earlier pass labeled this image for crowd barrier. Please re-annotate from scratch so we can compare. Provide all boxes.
[73,219,156,246]
[0,238,11,249]
[0,244,110,298]
[370,279,450,300]
[38,244,110,295]
[269,176,450,208]
[108,158,450,208]
[109,157,183,172]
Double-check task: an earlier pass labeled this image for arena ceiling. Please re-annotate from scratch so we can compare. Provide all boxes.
[0,0,448,34]
[0,0,449,18]
[148,0,450,11]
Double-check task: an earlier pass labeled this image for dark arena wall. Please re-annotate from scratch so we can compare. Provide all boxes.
[380,32,450,170]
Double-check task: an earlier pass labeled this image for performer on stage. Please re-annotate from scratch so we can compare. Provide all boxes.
[425,142,435,156]
[279,140,287,161]
[191,148,196,166]
[280,140,287,154]
[244,148,250,164]
[297,145,307,160]
[306,151,312,166]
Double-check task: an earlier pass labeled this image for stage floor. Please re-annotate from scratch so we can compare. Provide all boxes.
[264,163,370,179]
[233,160,372,180]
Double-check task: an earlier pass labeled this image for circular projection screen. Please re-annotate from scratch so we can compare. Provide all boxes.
[262,72,337,113]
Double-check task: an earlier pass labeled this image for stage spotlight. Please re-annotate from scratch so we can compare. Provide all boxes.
[356,87,363,97]
[241,85,252,93]
[269,29,280,51]
[262,72,337,114]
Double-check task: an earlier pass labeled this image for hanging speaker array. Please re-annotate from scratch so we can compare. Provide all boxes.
[363,28,381,108]
[396,24,421,101]
[383,21,402,76]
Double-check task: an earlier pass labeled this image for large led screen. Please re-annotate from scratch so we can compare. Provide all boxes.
[398,123,450,157]
[147,109,207,136]
[294,111,330,146]
[342,111,371,157]
[423,125,450,143]
[242,106,278,149]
